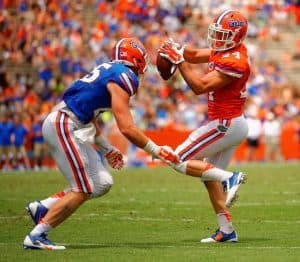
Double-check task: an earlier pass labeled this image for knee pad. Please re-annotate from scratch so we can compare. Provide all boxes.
[90,171,113,198]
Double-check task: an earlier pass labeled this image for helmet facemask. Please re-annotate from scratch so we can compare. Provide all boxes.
[207,23,240,51]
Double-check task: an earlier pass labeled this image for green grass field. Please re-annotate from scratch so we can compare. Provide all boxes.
[1,163,300,262]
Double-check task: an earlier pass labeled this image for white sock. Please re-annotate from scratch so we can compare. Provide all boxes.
[40,198,59,209]
[40,190,68,209]
[217,212,234,234]
[202,167,232,182]
[30,222,52,236]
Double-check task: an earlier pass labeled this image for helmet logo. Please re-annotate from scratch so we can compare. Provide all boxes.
[228,19,245,28]
[130,41,138,48]
[130,41,145,56]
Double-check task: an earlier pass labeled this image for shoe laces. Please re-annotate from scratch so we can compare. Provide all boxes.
[39,233,54,245]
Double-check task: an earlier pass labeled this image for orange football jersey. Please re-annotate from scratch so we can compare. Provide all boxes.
[207,43,250,120]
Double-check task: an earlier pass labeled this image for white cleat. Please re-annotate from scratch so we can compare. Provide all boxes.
[223,172,247,208]
[201,229,238,243]
[23,234,66,250]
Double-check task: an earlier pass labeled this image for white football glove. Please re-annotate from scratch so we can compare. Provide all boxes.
[95,135,124,170]
[165,38,181,49]
[104,148,124,170]
[157,145,180,166]
[159,39,185,65]
[144,140,180,166]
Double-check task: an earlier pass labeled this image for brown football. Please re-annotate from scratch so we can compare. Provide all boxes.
[156,53,177,80]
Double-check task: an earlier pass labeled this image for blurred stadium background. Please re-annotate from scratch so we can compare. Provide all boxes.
[0,0,299,169]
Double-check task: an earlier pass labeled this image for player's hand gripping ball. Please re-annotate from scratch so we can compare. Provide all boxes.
[156,53,177,80]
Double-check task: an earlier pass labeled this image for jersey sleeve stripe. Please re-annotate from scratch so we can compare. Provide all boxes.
[215,65,243,78]
[119,75,132,95]
[121,73,134,95]
[126,72,137,94]
[215,64,244,74]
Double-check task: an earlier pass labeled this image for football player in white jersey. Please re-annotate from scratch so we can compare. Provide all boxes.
[23,38,181,250]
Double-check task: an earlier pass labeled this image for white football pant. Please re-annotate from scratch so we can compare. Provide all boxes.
[42,111,113,198]
[175,115,248,169]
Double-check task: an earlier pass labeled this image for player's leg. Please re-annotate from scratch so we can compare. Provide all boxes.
[26,190,70,225]
[24,191,90,250]
[24,112,92,250]
[175,116,248,243]
[24,111,113,250]
[200,147,238,243]
[199,118,247,242]
[42,191,90,227]
[174,118,247,197]
[176,159,238,181]
[26,135,113,225]
[172,158,246,210]
[31,120,113,228]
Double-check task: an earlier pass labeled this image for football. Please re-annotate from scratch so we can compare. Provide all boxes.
[156,53,177,80]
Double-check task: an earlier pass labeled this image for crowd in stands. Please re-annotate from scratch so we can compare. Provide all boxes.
[0,0,300,171]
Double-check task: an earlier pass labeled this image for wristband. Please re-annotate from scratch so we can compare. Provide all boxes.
[143,140,160,156]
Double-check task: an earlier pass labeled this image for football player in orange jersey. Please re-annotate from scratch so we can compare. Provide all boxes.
[159,9,250,243]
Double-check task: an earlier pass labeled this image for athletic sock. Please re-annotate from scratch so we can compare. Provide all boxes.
[217,212,234,234]
[40,191,66,209]
[30,221,52,236]
[202,167,232,182]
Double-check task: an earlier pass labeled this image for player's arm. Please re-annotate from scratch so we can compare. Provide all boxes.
[178,65,234,95]
[107,81,179,165]
[107,82,149,148]
[91,119,101,136]
[159,43,234,94]
[183,47,210,64]
[92,117,125,170]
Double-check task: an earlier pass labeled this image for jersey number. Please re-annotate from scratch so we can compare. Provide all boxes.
[80,63,112,83]
[222,51,240,59]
